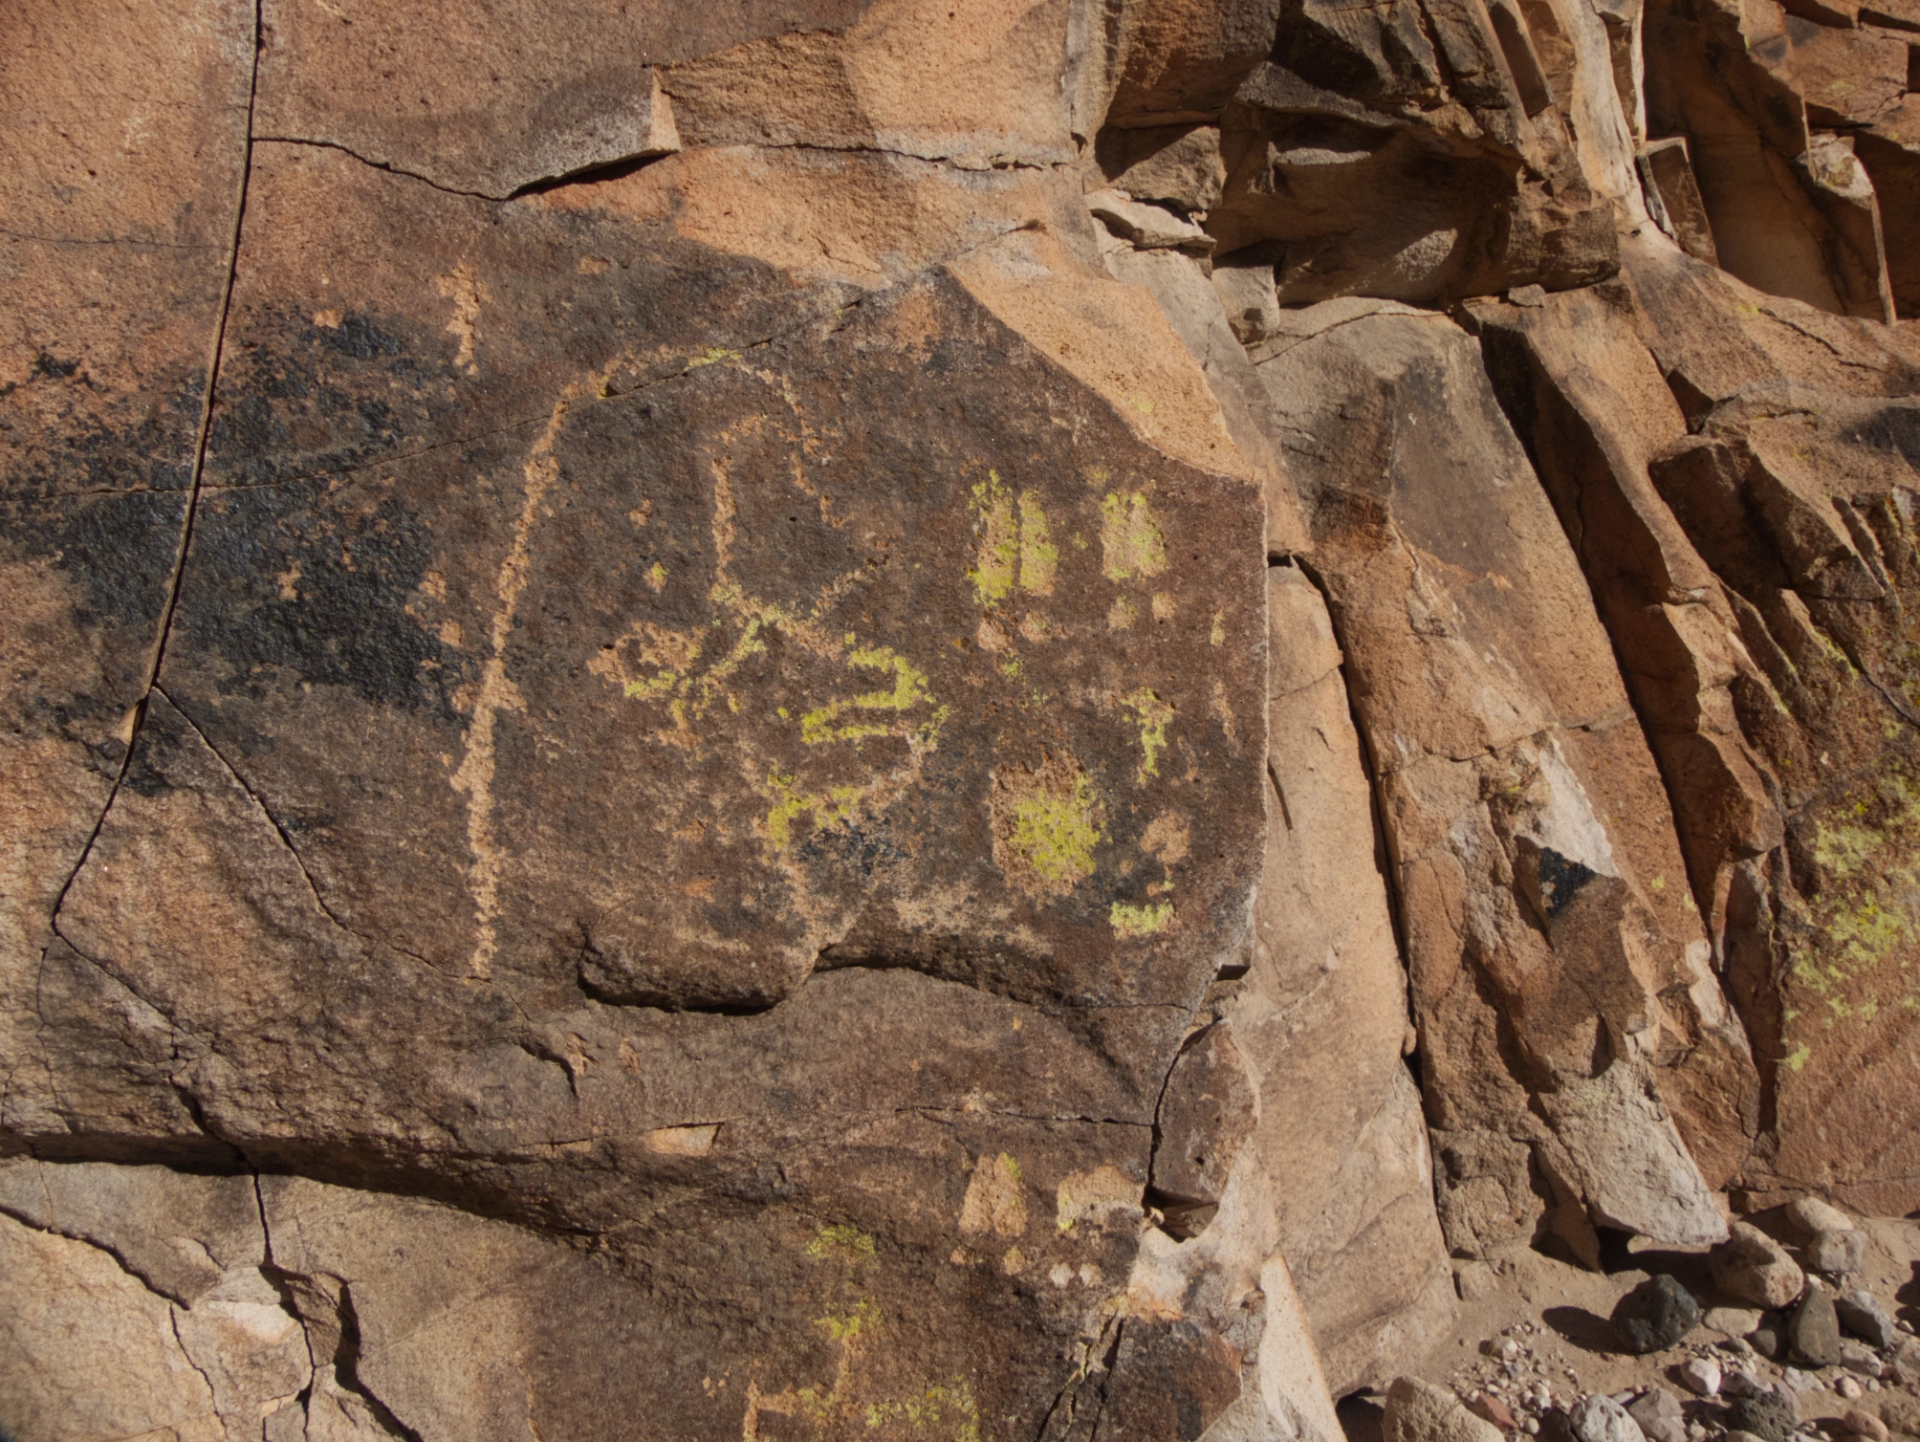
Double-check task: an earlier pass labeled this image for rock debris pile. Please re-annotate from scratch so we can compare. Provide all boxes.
[3,0,1920,1438]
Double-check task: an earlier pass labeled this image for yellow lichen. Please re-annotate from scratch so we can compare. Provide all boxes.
[1017,491,1058,595]
[967,471,1019,605]
[1100,490,1168,581]
[1110,901,1173,937]
[1008,776,1102,890]
[1814,822,1881,877]
[863,1382,982,1442]
[801,645,942,745]
[815,1298,882,1344]
[1122,690,1174,783]
[764,771,868,849]
[807,1223,878,1260]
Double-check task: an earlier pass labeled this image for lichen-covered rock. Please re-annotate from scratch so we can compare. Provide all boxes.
[12,0,1920,1432]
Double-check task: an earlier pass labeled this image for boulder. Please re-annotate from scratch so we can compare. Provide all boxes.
[1569,1393,1648,1442]
[12,0,1920,1434]
[1725,1391,1800,1442]
[1789,1287,1845,1367]
[1712,1224,1809,1310]
[1704,1307,1766,1337]
[1679,1356,1722,1396]
[1628,1386,1688,1442]
[1809,1229,1869,1276]
[1613,1275,1703,1354]
[1786,1197,1856,1237]
[1253,301,1733,1266]
[1386,1377,1507,1442]
[1827,1297,1889,1351]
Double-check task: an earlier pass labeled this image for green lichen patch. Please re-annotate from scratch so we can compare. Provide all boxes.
[864,1382,982,1442]
[801,644,944,746]
[967,471,1019,605]
[1110,901,1173,938]
[1017,490,1058,596]
[989,752,1103,898]
[806,1222,878,1260]
[969,470,1059,604]
[1099,489,1167,582]
[1122,689,1173,783]
[1782,764,1920,1057]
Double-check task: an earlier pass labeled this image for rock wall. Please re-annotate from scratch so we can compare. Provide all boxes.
[3,0,1919,1438]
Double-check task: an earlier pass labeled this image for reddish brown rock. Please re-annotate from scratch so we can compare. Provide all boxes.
[1473,234,1920,1216]
[13,0,1920,1432]
[1252,300,1743,1263]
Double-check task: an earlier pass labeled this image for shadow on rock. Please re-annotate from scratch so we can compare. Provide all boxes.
[1338,1393,1386,1442]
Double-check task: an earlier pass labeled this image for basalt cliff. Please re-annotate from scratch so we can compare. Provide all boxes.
[4,2,1920,1439]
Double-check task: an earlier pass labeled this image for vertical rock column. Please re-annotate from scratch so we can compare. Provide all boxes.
[1249,300,1745,1266]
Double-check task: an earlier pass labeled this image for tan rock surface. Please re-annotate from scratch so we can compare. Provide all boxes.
[1252,301,1745,1263]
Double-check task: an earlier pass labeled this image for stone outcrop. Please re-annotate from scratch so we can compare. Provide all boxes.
[8,0,1920,1435]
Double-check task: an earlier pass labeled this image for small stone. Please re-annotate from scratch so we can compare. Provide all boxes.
[1836,1292,1898,1350]
[1782,1368,1818,1393]
[1841,1340,1884,1375]
[1713,1224,1808,1310]
[1839,1376,1865,1401]
[1473,1394,1520,1431]
[1810,1230,1869,1276]
[1842,1407,1889,1442]
[1614,1275,1704,1355]
[1750,1322,1786,1362]
[1687,1428,1707,1442]
[1726,1391,1799,1442]
[1724,1432,1769,1442]
[1385,1376,1508,1442]
[1569,1393,1647,1442]
[1629,1386,1687,1442]
[1722,1369,1764,1397]
[1709,1309,1768,1338]
[1789,1289,1844,1367]
[1525,1423,1540,1436]
[1681,1357,1724,1397]
[1785,1198,1855,1238]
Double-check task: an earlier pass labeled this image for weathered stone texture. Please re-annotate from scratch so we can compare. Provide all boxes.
[12,0,1920,1430]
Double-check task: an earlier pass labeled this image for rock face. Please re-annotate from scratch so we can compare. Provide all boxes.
[8,0,1920,1435]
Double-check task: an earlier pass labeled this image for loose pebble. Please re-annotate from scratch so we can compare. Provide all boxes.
[1681,1357,1723,1397]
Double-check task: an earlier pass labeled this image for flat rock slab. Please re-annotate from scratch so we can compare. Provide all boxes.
[15,98,1268,1438]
